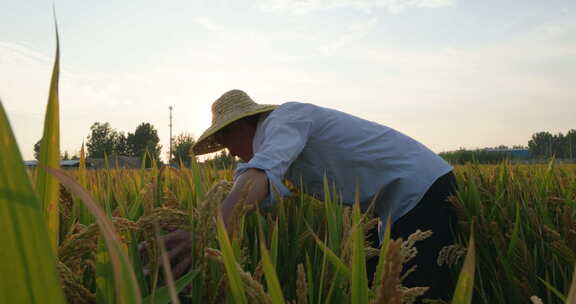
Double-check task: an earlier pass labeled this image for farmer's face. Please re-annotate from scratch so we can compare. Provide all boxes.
[216,120,255,162]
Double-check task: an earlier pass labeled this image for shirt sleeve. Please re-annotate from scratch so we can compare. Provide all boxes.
[235,111,312,207]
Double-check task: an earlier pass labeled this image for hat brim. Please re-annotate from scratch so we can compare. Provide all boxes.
[192,105,278,155]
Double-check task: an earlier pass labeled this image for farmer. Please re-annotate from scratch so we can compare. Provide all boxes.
[180,89,457,301]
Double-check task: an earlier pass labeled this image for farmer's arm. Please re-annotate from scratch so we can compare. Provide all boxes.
[221,168,269,229]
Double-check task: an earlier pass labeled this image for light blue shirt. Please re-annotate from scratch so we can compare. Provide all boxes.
[235,102,452,229]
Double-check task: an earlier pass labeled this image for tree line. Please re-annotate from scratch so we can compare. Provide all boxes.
[86,122,164,167]
[527,129,576,159]
[33,121,234,168]
[34,122,163,167]
[440,129,575,164]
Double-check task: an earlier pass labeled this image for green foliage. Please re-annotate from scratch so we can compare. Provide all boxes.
[128,122,162,167]
[439,148,528,164]
[451,227,475,304]
[33,138,41,160]
[350,203,369,304]
[454,163,575,304]
[528,129,576,158]
[216,215,247,304]
[202,150,237,169]
[170,133,195,166]
[142,270,199,304]
[86,122,127,158]
[0,99,67,304]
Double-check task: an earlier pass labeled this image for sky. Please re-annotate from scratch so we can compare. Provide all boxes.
[1,0,575,161]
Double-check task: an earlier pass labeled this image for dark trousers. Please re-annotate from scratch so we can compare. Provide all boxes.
[366,171,459,302]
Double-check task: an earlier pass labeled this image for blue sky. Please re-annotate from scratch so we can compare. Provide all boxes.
[1,0,575,160]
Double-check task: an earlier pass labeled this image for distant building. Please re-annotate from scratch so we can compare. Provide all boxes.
[24,159,93,169]
[88,156,141,169]
[23,156,140,169]
[24,160,38,168]
[484,148,530,158]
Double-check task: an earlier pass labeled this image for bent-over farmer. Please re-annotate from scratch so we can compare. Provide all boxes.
[191,89,459,301]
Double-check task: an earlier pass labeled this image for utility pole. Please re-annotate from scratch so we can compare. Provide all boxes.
[169,105,173,166]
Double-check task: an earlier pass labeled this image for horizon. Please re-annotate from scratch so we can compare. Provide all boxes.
[1,1,575,161]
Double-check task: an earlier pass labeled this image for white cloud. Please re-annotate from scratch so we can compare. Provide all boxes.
[0,41,52,66]
[193,17,225,32]
[254,0,456,14]
[319,17,379,55]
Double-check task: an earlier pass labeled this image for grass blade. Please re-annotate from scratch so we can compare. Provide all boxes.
[190,155,205,202]
[566,263,576,304]
[142,270,199,304]
[257,214,286,304]
[271,218,279,267]
[0,99,66,303]
[77,142,94,225]
[35,14,61,253]
[96,237,115,304]
[538,277,566,302]
[451,226,476,304]
[372,216,392,293]
[306,223,352,279]
[216,215,247,304]
[506,200,521,258]
[350,203,369,304]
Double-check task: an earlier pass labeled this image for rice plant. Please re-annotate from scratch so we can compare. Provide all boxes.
[1,22,575,304]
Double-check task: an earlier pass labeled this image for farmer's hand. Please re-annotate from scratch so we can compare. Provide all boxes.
[220,168,269,234]
[220,199,235,234]
[140,229,193,280]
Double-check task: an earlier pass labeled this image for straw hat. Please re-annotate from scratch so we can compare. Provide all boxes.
[192,90,278,155]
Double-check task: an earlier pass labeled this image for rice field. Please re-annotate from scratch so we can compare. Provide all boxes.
[1,26,575,304]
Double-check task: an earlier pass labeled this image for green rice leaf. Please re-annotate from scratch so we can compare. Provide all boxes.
[190,155,205,202]
[451,226,476,304]
[506,200,521,258]
[538,277,566,302]
[129,232,149,297]
[306,223,352,279]
[350,203,369,304]
[305,254,314,304]
[372,216,391,293]
[96,237,115,304]
[77,142,93,225]
[216,215,247,304]
[271,218,279,267]
[142,270,199,304]
[0,99,66,304]
[35,15,61,253]
[257,216,286,304]
[566,263,576,304]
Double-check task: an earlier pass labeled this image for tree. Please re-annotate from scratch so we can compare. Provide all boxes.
[86,122,133,158]
[127,122,162,167]
[170,133,195,167]
[528,131,554,158]
[552,132,568,158]
[566,129,576,159]
[115,132,131,156]
[33,139,41,160]
[86,122,119,158]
